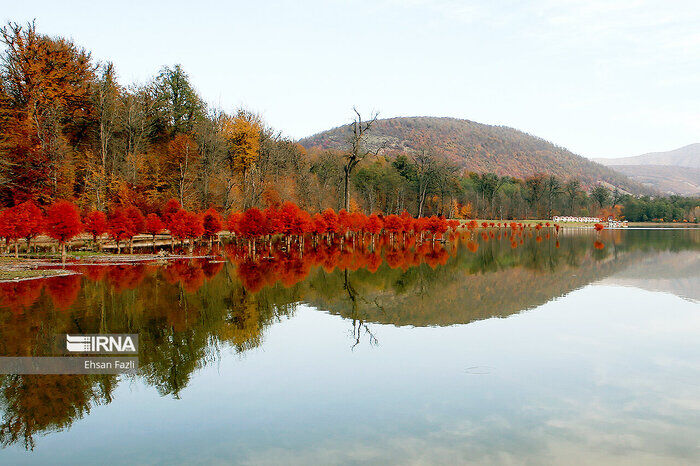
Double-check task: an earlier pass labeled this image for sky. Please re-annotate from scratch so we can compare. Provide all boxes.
[3,0,700,159]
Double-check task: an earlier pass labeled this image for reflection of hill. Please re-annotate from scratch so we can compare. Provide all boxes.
[304,229,699,326]
[598,250,700,302]
[307,241,635,327]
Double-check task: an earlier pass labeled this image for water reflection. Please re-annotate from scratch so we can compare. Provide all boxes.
[0,229,697,452]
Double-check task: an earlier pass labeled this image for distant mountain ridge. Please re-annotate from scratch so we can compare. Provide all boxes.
[594,143,700,195]
[594,143,700,168]
[300,116,647,194]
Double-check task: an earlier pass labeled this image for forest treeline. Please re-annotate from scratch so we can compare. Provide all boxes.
[0,22,698,222]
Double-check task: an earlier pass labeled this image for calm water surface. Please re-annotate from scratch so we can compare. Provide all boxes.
[0,229,698,465]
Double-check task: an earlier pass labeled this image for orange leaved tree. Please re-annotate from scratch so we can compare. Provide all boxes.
[44,200,83,263]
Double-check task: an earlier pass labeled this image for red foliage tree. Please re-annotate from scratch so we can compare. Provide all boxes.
[145,213,165,251]
[227,212,242,236]
[312,213,327,237]
[338,209,351,236]
[263,206,282,236]
[12,201,44,253]
[321,208,340,235]
[365,214,383,237]
[125,206,145,233]
[202,208,223,247]
[349,212,367,234]
[400,211,414,235]
[278,202,301,236]
[0,209,20,257]
[427,216,448,241]
[383,214,403,243]
[83,210,108,250]
[169,210,204,253]
[162,199,182,225]
[44,200,83,262]
[238,208,266,239]
[107,208,136,254]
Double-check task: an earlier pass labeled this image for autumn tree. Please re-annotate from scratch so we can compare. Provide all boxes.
[124,206,145,253]
[83,210,108,250]
[0,22,95,204]
[144,213,164,251]
[44,200,83,262]
[169,210,203,254]
[0,208,20,256]
[237,208,267,255]
[221,111,260,209]
[12,201,43,253]
[107,208,135,254]
[202,207,223,248]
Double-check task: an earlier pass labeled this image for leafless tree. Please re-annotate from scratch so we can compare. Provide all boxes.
[343,107,380,211]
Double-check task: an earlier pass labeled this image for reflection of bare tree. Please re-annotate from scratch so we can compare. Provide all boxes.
[344,270,379,350]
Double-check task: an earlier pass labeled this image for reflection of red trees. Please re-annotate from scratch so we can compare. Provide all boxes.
[0,280,43,313]
[237,260,267,292]
[79,265,108,282]
[424,246,449,268]
[107,265,147,291]
[385,249,403,269]
[163,261,205,293]
[594,241,605,250]
[201,261,224,278]
[45,275,82,311]
[366,252,382,272]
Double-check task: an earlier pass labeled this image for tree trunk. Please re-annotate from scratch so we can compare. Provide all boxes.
[60,242,66,265]
[344,168,350,211]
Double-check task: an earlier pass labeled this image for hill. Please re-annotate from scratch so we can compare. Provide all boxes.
[598,165,700,196]
[594,143,700,195]
[300,116,646,194]
[594,143,700,168]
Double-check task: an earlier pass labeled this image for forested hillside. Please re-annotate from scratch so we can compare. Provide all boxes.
[300,116,645,193]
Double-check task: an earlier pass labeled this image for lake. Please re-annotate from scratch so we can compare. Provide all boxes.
[0,228,698,465]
